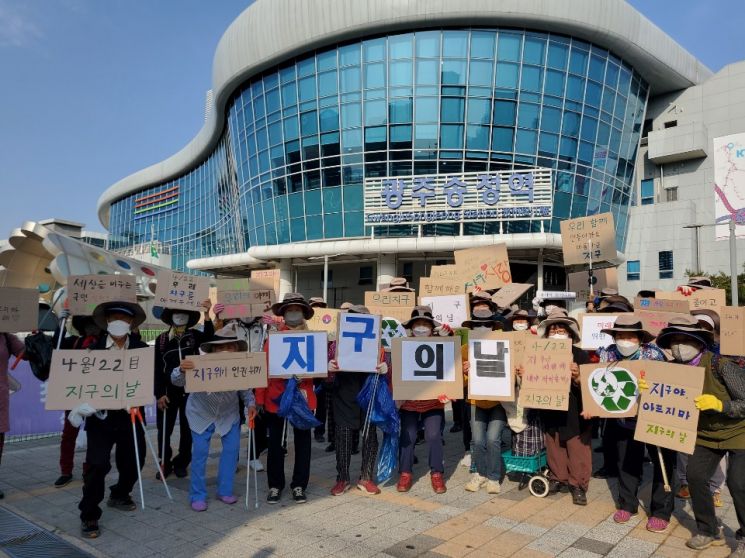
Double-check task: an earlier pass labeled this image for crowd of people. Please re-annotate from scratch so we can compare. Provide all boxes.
[0,274,743,557]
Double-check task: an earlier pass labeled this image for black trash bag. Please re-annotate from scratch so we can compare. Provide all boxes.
[24,332,54,381]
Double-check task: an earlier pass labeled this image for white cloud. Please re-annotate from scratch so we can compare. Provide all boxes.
[0,1,43,47]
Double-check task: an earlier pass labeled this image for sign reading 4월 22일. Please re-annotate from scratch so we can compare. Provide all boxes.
[364,168,553,225]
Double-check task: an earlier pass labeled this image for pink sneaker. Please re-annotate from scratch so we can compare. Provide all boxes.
[191,500,208,512]
[613,510,636,524]
[646,517,669,533]
[218,495,238,505]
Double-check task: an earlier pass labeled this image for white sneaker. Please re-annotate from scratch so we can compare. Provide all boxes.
[459,453,472,468]
[249,459,264,472]
[486,480,501,494]
[465,473,486,492]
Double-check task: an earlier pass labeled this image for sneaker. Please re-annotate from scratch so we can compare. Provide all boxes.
[713,491,724,508]
[330,481,351,496]
[459,453,472,469]
[191,500,208,512]
[218,495,238,505]
[107,496,136,511]
[173,466,188,478]
[249,459,264,472]
[325,443,336,453]
[686,533,726,550]
[486,480,501,495]
[54,474,73,488]
[646,517,669,533]
[449,424,463,433]
[465,473,486,492]
[81,520,100,538]
[397,472,413,493]
[570,486,587,506]
[592,467,617,479]
[267,488,281,504]
[613,510,637,524]
[548,480,569,495]
[677,484,691,499]
[357,480,381,495]
[431,472,447,494]
[292,487,307,503]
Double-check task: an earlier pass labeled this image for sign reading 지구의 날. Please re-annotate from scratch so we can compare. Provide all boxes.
[517,338,573,411]
[579,363,640,418]
[419,294,470,329]
[391,337,463,400]
[335,313,381,372]
[267,332,328,379]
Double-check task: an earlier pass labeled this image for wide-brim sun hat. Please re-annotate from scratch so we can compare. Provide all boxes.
[596,295,634,314]
[160,308,201,329]
[504,309,535,328]
[685,276,714,290]
[92,301,146,331]
[536,310,581,342]
[347,304,370,314]
[470,292,498,313]
[655,315,714,349]
[382,277,415,293]
[600,314,655,344]
[270,293,314,319]
[199,324,249,353]
[402,305,440,329]
[691,309,720,332]
[309,297,327,308]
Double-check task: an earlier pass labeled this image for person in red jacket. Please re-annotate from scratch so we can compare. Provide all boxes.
[256,293,317,505]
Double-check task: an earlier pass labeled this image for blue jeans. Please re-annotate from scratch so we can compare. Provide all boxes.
[190,422,240,503]
[470,405,507,481]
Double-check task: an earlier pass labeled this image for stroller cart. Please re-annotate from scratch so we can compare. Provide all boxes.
[504,408,549,497]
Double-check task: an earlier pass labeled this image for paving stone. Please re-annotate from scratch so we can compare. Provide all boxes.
[572,536,616,555]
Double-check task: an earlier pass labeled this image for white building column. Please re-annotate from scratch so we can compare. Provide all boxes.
[278,259,293,298]
[536,250,544,292]
[376,254,397,290]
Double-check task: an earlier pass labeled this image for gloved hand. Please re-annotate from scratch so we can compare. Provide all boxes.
[376,361,388,375]
[637,377,649,392]
[68,403,97,428]
[435,324,453,336]
[695,394,723,412]
[676,285,696,297]
[531,296,544,313]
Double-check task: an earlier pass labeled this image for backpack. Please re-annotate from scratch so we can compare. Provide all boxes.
[23,332,55,381]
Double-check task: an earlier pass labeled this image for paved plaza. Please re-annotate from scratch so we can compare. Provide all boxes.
[0,418,740,558]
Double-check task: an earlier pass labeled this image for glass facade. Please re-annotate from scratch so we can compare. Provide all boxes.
[109,28,649,270]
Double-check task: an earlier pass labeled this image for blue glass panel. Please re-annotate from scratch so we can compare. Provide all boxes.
[605,63,619,89]
[541,106,561,132]
[339,44,360,66]
[440,124,464,149]
[415,97,438,123]
[390,124,412,144]
[441,60,466,84]
[288,192,305,218]
[518,102,539,128]
[298,76,316,102]
[389,34,413,59]
[344,184,363,210]
[545,69,565,96]
[562,111,580,136]
[520,65,542,92]
[320,107,339,132]
[318,71,338,97]
[415,124,438,148]
[602,87,615,113]
[340,103,361,128]
[523,36,545,65]
[539,132,558,153]
[569,48,588,75]
[304,189,322,216]
[290,218,306,241]
[264,73,279,90]
[553,191,571,218]
[365,99,387,126]
[268,121,283,145]
[471,31,496,58]
[493,100,516,126]
[276,219,290,243]
[390,60,413,86]
[416,59,439,86]
[497,33,521,62]
[281,82,297,108]
[340,67,361,92]
[580,117,597,142]
[390,98,413,123]
[491,127,514,151]
[560,136,577,160]
[442,31,468,58]
[547,42,568,69]
[585,81,602,107]
[466,125,490,150]
[495,62,519,88]
[324,212,343,237]
[364,38,386,62]
[342,129,362,152]
[365,126,387,150]
[344,212,364,236]
[280,65,296,83]
[365,63,386,89]
[589,55,606,82]
[467,98,491,124]
[469,59,493,86]
[323,187,342,212]
[300,110,318,136]
[441,97,465,122]
[318,50,337,71]
[265,88,280,113]
[416,31,440,58]
[567,75,585,101]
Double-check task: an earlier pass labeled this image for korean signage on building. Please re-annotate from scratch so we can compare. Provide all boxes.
[364,168,553,226]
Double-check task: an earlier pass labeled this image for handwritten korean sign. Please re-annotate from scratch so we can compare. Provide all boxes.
[517,338,573,410]
[45,347,154,410]
[491,283,533,308]
[307,308,341,334]
[579,314,619,350]
[418,277,467,296]
[155,270,210,311]
[635,310,689,337]
[634,360,704,454]
[216,279,275,319]
[467,333,514,402]
[560,212,616,266]
[185,352,267,393]
[633,297,689,314]
[67,274,137,316]
[567,267,618,302]
[364,291,416,308]
[720,306,745,356]
[0,287,38,332]
[419,294,469,328]
[454,244,512,291]
[429,265,458,279]
[580,362,640,418]
[249,269,280,296]
[336,313,381,372]
[268,332,328,379]
[391,337,463,400]
[656,289,727,311]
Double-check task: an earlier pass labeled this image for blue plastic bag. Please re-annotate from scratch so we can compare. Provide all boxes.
[356,374,400,484]
[277,377,321,430]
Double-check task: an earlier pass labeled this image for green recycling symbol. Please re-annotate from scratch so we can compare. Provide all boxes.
[588,367,638,413]
[380,317,406,349]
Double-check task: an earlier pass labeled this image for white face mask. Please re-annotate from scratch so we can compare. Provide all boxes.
[284,310,304,326]
[512,322,529,331]
[616,339,640,357]
[412,326,432,337]
[107,320,131,338]
[549,333,569,340]
[671,342,701,363]
[172,313,190,327]
[545,305,559,314]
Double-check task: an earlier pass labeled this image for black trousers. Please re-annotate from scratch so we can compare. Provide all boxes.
[314,380,326,437]
[462,401,473,452]
[79,413,145,521]
[601,419,620,473]
[335,424,378,482]
[689,445,745,537]
[156,392,191,471]
[615,427,675,520]
[265,412,311,491]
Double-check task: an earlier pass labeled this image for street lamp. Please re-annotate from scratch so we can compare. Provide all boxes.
[683,217,740,306]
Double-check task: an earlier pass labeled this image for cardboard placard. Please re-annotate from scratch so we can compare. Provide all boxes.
[155,270,210,311]
[419,294,470,328]
[267,332,328,378]
[454,244,512,291]
[634,297,690,314]
[307,308,341,333]
[720,306,745,357]
[635,310,690,337]
[467,333,515,402]
[567,267,618,303]
[0,287,39,333]
[491,283,533,308]
[560,212,616,266]
[634,361,704,454]
[418,277,467,296]
[579,362,640,418]
[249,269,280,296]
[579,313,620,350]
[497,331,530,369]
[185,352,267,393]
[364,291,416,308]
[391,337,463,400]
[656,289,727,311]
[216,282,275,319]
[517,338,573,410]
[45,347,154,410]
[429,265,458,279]
[336,313,381,372]
[67,274,137,316]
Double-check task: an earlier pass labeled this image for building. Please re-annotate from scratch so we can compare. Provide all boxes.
[97,0,741,305]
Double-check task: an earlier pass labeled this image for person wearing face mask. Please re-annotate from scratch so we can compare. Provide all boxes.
[505,309,536,334]
[153,300,214,481]
[171,324,257,512]
[396,306,453,494]
[651,316,745,553]
[256,293,317,504]
[75,301,148,539]
[595,316,671,532]
[518,310,590,505]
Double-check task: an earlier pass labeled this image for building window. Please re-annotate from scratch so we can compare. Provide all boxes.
[358,265,373,286]
[320,269,333,288]
[664,120,677,129]
[642,119,653,138]
[658,251,673,279]
[641,178,654,205]
[402,262,413,283]
[665,187,678,202]
[627,260,640,281]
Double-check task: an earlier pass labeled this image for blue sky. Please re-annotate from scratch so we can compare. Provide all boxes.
[1,0,743,234]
